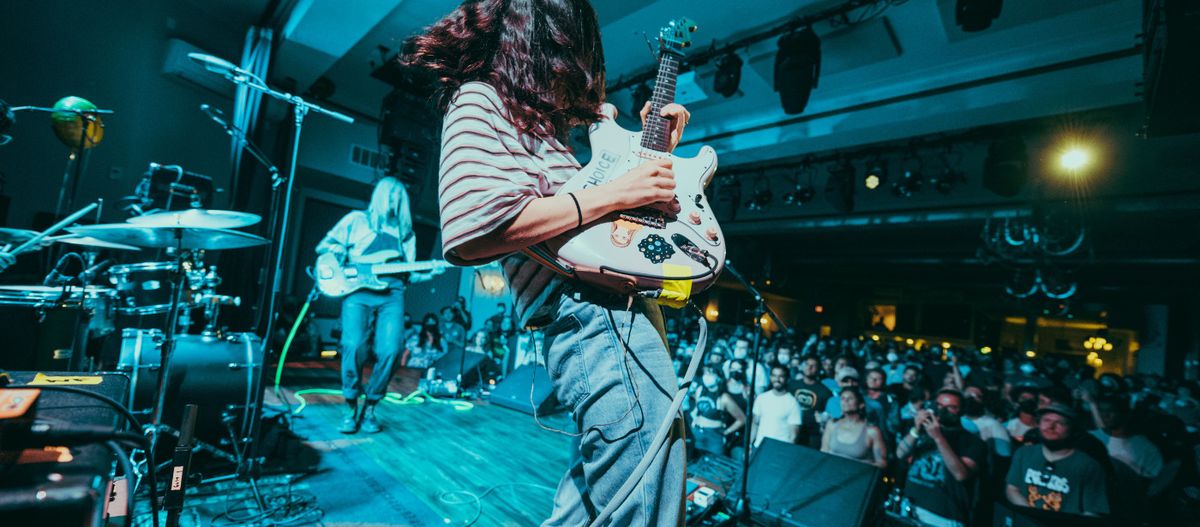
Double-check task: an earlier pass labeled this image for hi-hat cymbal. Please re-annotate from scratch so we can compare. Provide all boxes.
[49,234,142,251]
[0,227,38,245]
[127,209,262,229]
[67,224,270,250]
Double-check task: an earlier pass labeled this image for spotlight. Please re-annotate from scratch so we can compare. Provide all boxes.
[631,82,653,118]
[863,158,887,190]
[783,184,816,205]
[1058,144,1093,174]
[744,188,772,211]
[824,160,856,213]
[983,138,1028,197]
[774,27,821,115]
[956,0,1003,32]
[891,157,923,198]
[714,52,743,98]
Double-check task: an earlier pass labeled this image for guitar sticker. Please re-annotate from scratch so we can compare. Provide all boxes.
[638,234,675,263]
[610,219,644,248]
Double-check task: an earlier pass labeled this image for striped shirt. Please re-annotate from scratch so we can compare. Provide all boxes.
[438,82,581,327]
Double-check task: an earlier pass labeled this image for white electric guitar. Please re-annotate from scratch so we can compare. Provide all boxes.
[315,250,452,297]
[525,17,725,297]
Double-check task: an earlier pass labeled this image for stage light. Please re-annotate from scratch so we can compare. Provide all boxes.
[774,27,821,115]
[714,52,743,98]
[631,81,653,118]
[983,138,1028,197]
[1025,350,1036,358]
[906,338,914,345]
[744,184,772,211]
[941,342,951,349]
[1104,343,1113,351]
[782,183,816,205]
[871,335,880,341]
[891,162,923,198]
[864,158,887,190]
[1058,144,1093,174]
[320,350,338,359]
[825,160,856,213]
[980,346,992,354]
[815,305,824,313]
[956,0,1003,32]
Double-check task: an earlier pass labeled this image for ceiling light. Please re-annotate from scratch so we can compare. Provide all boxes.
[864,158,887,190]
[774,27,821,115]
[714,52,743,98]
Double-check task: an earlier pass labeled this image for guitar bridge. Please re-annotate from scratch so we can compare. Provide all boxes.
[619,208,667,229]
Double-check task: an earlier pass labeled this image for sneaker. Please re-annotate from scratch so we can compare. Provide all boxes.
[337,404,359,434]
[360,405,382,434]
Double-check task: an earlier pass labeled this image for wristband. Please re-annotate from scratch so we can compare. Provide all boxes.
[566,192,583,229]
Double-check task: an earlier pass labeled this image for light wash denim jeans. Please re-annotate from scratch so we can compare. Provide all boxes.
[539,285,686,526]
[339,288,405,403]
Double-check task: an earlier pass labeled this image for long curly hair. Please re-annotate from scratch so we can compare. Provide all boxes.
[402,0,606,143]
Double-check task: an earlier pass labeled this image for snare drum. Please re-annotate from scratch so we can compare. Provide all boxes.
[0,285,115,334]
[108,261,205,314]
[118,328,263,446]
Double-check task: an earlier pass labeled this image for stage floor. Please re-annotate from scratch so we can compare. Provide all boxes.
[272,361,573,526]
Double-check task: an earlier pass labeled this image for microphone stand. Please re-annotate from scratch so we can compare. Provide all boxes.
[201,106,281,187]
[218,68,352,485]
[722,260,788,526]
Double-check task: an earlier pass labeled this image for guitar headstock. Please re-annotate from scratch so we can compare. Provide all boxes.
[658,17,698,58]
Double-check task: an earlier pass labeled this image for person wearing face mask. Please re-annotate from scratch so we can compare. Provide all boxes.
[690,368,747,457]
[883,348,906,385]
[1005,404,1109,516]
[1005,388,1040,443]
[790,355,833,448]
[897,389,987,527]
[961,385,1012,459]
[406,313,447,369]
[725,338,769,395]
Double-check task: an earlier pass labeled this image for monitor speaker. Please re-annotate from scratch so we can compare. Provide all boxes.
[429,350,487,387]
[742,438,883,527]
[489,364,557,416]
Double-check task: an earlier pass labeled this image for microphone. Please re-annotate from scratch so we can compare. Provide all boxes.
[186,53,252,78]
[43,253,75,286]
[78,259,111,286]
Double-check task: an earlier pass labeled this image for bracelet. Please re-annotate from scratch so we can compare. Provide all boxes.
[566,192,582,229]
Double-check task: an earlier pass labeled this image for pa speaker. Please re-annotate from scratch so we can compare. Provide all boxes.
[742,438,882,527]
[490,364,558,415]
[429,350,487,387]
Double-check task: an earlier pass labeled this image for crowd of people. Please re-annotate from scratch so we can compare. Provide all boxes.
[671,320,1200,527]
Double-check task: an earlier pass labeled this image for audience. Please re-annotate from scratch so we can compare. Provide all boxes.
[822,387,888,469]
[1005,403,1110,516]
[751,365,803,447]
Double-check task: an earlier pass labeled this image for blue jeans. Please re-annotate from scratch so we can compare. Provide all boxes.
[539,286,686,526]
[339,288,405,403]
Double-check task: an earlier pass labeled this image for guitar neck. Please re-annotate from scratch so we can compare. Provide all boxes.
[369,260,445,276]
[640,53,681,153]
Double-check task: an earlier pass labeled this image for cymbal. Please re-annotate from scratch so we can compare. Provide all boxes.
[67,224,270,251]
[49,234,142,251]
[127,209,262,229]
[0,227,38,245]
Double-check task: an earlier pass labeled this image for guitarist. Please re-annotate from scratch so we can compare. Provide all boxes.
[406,1,692,524]
[316,176,441,434]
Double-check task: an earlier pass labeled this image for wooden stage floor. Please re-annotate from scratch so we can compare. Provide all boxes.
[271,361,573,526]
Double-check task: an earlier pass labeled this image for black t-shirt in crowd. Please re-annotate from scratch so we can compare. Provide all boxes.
[789,378,832,430]
[904,427,988,522]
[1005,444,1109,515]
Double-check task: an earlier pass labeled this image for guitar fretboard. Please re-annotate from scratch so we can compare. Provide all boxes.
[640,54,680,153]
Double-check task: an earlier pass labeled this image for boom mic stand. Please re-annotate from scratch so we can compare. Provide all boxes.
[202,54,353,488]
[722,260,788,526]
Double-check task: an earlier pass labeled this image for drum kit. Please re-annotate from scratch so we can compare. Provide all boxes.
[0,200,269,461]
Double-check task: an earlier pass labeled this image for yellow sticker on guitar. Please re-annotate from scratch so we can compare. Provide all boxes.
[658,263,693,309]
[27,372,104,386]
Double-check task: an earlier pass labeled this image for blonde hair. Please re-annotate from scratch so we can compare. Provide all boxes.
[367,177,412,235]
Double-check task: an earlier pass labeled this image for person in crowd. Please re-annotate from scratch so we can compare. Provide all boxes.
[824,367,885,425]
[822,354,856,393]
[883,346,906,385]
[893,364,924,404]
[728,338,769,395]
[1005,403,1110,516]
[1005,386,1039,444]
[751,365,803,447]
[822,387,888,469]
[890,385,930,446]
[406,313,447,368]
[690,368,747,457]
[439,304,469,354]
[865,368,895,424]
[1086,394,1163,479]
[790,355,833,448]
[962,385,1012,459]
[725,370,749,458]
[897,388,987,527]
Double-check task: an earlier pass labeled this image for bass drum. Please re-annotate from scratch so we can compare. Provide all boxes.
[117,329,263,448]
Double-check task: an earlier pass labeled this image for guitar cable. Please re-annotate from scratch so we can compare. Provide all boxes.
[588,303,708,527]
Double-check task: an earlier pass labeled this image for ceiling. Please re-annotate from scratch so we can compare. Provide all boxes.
[264,0,1142,165]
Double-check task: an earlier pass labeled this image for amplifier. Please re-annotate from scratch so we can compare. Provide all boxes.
[0,371,131,526]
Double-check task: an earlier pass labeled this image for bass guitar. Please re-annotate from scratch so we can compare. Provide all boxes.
[315,249,452,297]
[525,17,724,300]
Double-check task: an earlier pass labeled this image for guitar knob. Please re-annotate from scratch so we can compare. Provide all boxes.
[688,211,702,225]
[705,228,718,241]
